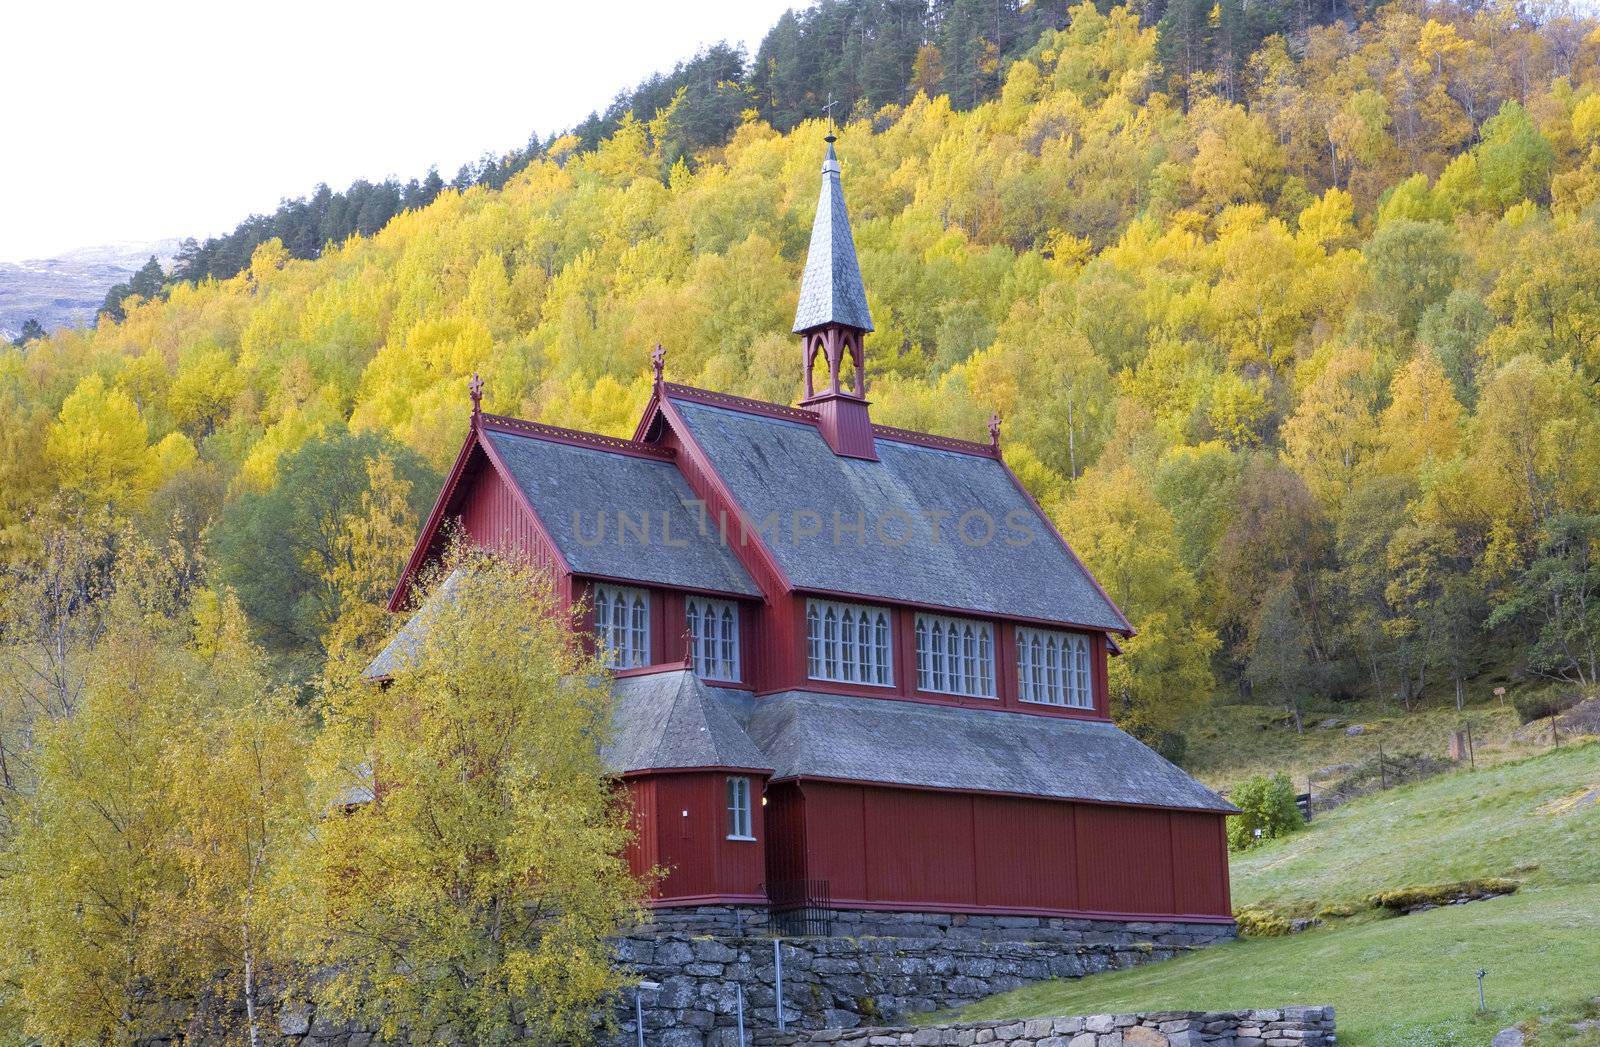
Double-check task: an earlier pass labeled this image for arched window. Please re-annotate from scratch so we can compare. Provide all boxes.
[719,606,737,678]
[806,600,894,685]
[840,607,857,682]
[806,603,821,677]
[914,613,995,698]
[593,584,650,668]
[1016,627,1094,709]
[686,598,740,682]
[872,611,891,685]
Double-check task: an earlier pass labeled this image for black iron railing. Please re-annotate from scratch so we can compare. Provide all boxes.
[766,878,833,937]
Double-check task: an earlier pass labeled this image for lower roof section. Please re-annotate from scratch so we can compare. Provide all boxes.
[739,689,1237,814]
[604,670,773,775]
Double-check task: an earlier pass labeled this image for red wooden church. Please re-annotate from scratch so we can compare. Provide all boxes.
[371,136,1235,935]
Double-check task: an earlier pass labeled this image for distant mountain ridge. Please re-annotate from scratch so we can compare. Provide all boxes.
[0,239,180,341]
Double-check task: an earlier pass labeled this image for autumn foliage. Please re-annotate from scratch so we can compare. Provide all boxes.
[3,0,1600,1034]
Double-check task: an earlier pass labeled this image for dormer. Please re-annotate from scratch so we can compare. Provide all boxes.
[794,135,877,461]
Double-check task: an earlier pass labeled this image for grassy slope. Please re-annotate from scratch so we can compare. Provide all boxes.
[1183,699,1530,792]
[952,739,1600,1045]
[1233,741,1600,908]
[957,885,1600,1045]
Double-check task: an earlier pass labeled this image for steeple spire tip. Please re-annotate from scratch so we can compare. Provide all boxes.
[793,133,871,335]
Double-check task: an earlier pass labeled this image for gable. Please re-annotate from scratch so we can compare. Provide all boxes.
[666,396,1129,631]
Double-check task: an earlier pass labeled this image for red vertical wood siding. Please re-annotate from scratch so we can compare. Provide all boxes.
[459,459,554,571]
[622,778,658,888]
[1076,804,1176,916]
[1169,811,1232,915]
[972,795,1077,911]
[641,772,767,903]
[794,783,1230,919]
[800,782,868,900]
[763,781,808,886]
[1092,633,1109,716]
[863,788,977,905]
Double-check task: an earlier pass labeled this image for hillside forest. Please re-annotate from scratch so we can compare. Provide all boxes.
[9,1,1600,749]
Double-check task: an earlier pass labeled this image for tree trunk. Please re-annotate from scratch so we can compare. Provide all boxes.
[243,846,264,1047]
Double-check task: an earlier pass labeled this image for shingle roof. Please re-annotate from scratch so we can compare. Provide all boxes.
[743,690,1234,813]
[483,428,758,597]
[364,569,463,679]
[667,397,1130,630]
[603,671,773,775]
[793,140,873,334]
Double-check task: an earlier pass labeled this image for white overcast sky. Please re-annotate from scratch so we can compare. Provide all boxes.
[0,0,799,262]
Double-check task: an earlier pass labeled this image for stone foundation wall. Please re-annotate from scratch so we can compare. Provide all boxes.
[641,906,1236,949]
[644,904,772,936]
[612,930,1220,1046]
[752,1007,1338,1047]
[819,911,1236,948]
[142,917,1238,1046]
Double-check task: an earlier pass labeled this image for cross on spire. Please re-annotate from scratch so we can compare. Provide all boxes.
[820,93,839,139]
[468,372,484,420]
[651,343,666,384]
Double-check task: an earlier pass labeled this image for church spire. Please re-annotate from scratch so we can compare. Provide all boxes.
[793,135,873,337]
[796,134,877,460]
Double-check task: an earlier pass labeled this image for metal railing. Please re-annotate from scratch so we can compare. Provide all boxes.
[766,878,833,937]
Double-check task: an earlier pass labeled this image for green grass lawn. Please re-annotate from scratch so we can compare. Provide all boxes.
[1233,740,1600,908]
[956,884,1600,1046]
[949,739,1600,1045]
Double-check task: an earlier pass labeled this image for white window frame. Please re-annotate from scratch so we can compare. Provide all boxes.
[593,584,649,669]
[806,599,893,686]
[686,597,741,682]
[915,613,995,698]
[1015,627,1094,709]
[726,775,754,840]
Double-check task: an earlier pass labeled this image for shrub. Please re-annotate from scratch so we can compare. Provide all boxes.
[1512,688,1583,725]
[1227,772,1306,851]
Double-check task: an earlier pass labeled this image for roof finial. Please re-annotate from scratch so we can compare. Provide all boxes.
[821,92,839,141]
[989,411,1002,452]
[468,372,484,421]
[651,343,666,384]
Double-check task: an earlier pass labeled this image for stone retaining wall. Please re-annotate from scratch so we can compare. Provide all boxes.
[612,928,1225,1046]
[752,1007,1338,1047]
[642,908,1236,949]
[144,919,1238,1046]
[819,912,1236,948]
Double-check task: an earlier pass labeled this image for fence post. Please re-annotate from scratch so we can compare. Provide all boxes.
[1378,741,1387,789]
[1465,720,1475,770]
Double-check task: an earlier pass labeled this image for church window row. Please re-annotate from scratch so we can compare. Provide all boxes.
[598,589,1094,708]
[806,599,893,686]
[687,597,740,681]
[1016,627,1094,709]
[594,584,649,668]
[915,613,995,698]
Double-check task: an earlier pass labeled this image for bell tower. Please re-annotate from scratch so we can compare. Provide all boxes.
[795,134,877,460]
